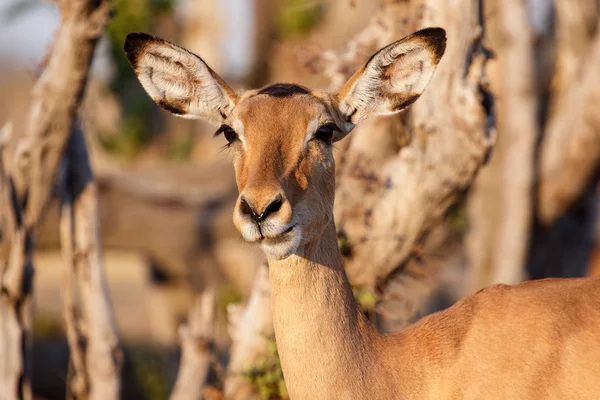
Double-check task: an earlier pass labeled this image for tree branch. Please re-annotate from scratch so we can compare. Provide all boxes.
[170,288,216,400]
[224,263,273,399]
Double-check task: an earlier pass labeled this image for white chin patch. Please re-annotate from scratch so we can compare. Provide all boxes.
[261,230,302,260]
[240,223,262,243]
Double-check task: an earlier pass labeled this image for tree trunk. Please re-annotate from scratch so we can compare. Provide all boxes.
[0,0,114,397]
[0,124,33,400]
[311,0,495,330]
[466,0,537,292]
[537,2,600,224]
[529,0,600,280]
[59,127,122,400]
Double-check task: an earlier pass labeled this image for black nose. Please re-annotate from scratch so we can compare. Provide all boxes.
[240,195,283,222]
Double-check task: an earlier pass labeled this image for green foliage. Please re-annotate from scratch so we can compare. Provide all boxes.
[216,283,243,317]
[129,348,169,400]
[107,0,152,88]
[445,203,469,236]
[107,0,175,86]
[242,335,288,400]
[99,113,150,159]
[33,314,63,340]
[336,229,352,257]
[276,0,324,39]
[167,136,194,162]
[352,285,378,312]
[104,0,176,157]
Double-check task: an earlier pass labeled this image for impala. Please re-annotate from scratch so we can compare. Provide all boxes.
[125,28,600,399]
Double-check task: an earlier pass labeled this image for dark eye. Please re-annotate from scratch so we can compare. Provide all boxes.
[215,124,239,145]
[314,123,338,143]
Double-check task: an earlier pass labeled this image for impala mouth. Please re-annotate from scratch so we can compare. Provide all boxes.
[281,224,296,235]
[260,224,301,260]
[259,222,297,241]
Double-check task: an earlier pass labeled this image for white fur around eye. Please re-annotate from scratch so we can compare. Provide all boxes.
[304,117,321,146]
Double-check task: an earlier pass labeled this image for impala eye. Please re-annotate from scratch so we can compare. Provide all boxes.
[215,124,239,145]
[314,123,338,143]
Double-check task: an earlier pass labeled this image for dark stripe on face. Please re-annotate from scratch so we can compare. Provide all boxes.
[257,83,311,98]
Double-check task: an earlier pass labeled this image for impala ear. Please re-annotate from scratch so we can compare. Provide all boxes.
[124,32,238,124]
[336,27,446,125]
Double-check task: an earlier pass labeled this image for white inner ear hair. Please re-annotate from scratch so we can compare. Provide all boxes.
[138,44,234,122]
[341,40,437,121]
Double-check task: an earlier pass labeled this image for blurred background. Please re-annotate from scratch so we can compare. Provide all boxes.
[0,0,599,399]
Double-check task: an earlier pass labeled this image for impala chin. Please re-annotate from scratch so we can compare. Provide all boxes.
[239,222,263,243]
[261,225,302,260]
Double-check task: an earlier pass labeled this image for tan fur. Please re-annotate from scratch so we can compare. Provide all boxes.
[125,28,600,399]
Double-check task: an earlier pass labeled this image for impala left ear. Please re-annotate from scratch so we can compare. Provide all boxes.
[336,27,446,126]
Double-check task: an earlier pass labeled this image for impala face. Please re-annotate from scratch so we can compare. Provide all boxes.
[124,28,446,260]
[223,87,347,259]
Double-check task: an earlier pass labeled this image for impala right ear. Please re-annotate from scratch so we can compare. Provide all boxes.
[124,32,238,124]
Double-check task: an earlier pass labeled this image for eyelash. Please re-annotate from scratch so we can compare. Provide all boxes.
[313,123,339,143]
[215,124,239,146]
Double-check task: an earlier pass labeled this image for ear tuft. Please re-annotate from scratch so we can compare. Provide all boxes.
[124,32,156,70]
[409,27,447,63]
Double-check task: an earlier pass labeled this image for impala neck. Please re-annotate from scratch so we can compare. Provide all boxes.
[267,220,383,398]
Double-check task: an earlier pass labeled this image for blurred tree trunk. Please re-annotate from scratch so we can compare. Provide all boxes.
[59,127,122,400]
[0,0,119,398]
[537,0,600,223]
[0,123,34,400]
[468,0,600,289]
[529,0,600,280]
[465,0,538,293]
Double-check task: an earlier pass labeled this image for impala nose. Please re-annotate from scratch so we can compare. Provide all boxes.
[240,194,284,223]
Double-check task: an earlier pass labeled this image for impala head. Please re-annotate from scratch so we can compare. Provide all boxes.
[125,28,446,260]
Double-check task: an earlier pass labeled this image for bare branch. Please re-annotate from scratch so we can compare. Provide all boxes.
[224,263,273,399]
[170,288,216,400]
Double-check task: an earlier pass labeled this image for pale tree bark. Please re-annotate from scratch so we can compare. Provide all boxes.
[10,0,113,226]
[59,127,122,400]
[170,288,216,400]
[465,0,539,293]
[224,263,273,400]
[0,0,114,398]
[0,123,34,400]
[537,1,600,224]
[311,0,495,330]
[528,0,600,280]
[487,0,537,285]
[468,0,600,287]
